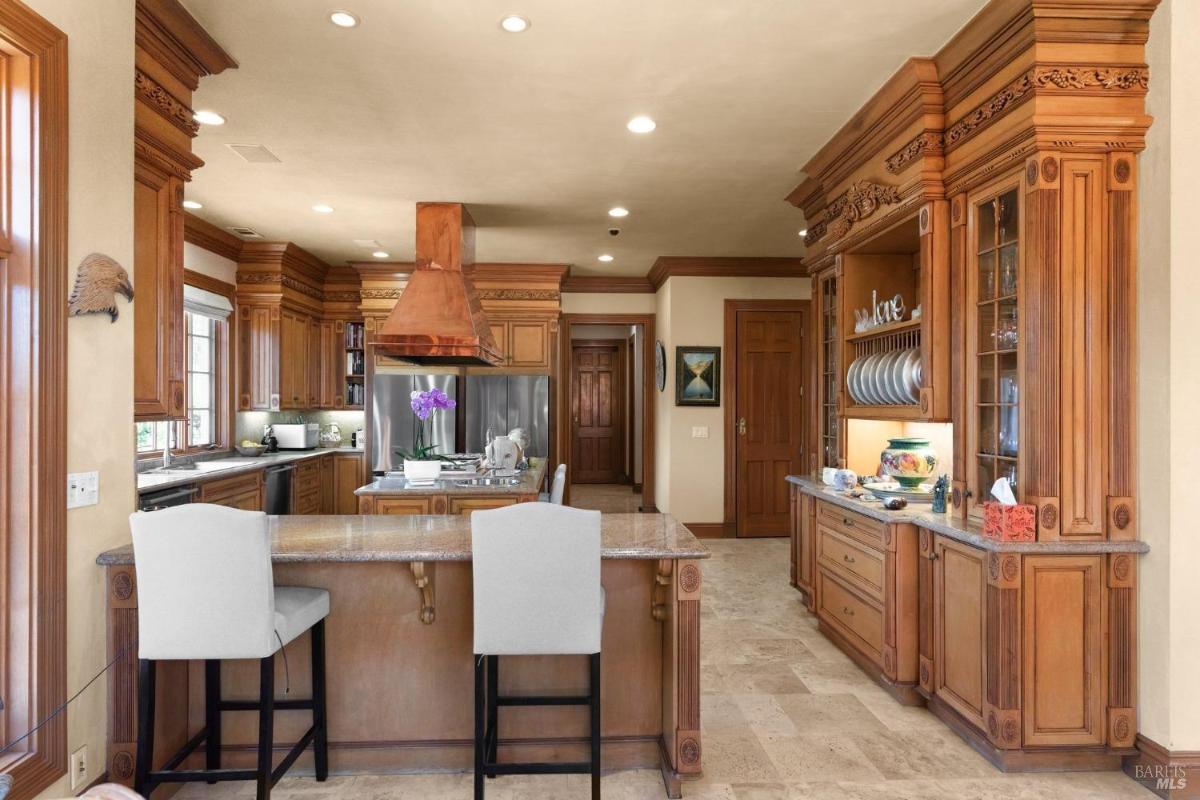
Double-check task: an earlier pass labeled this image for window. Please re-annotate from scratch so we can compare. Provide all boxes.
[135,276,232,457]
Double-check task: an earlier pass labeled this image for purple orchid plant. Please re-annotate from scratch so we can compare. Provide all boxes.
[398,387,457,461]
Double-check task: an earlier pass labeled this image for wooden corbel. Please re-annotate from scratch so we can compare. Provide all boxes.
[651,559,673,621]
[410,562,435,624]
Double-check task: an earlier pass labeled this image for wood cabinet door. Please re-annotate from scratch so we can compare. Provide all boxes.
[133,165,186,420]
[320,320,340,409]
[490,321,509,365]
[371,497,433,515]
[238,305,279,411]
[307,318,323,408]
[1022,554,1105,747]
[796,491,816,602]
[200,473,263,511]
[447,496,519,515]
[333,452,365,514]
[508,321,549,368]
[320,453,335,513]
[279,310,310,409]
[933,535,987,732]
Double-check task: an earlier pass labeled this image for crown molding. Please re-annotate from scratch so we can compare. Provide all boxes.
[647,256,806,289]
[183,212,243,262]
[562,276,655,294]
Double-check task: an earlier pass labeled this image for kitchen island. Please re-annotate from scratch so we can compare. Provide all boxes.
[97,512,707,797]
[355,457,548,515]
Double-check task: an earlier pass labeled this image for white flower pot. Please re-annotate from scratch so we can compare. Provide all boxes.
[403,459,442,482]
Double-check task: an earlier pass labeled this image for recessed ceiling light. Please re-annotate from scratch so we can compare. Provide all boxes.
[193,109,226,126]
[626,115,656,134]
[608,207,629,218]
[182,200,203,210]
[798,228,808,237]
[329,10,359,27]
[598,254,614,262]
[372,251,390,259]
[312,204,334,214]
[499,15,530,32]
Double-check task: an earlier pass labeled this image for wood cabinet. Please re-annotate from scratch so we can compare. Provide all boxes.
[199,471,262,510]
[808,499,919,702]
[447,496,519,515]
[291,458,321,515]
[812,266,844,471]
[790,484,815,607]
[484,317,553,371]
[367,496,435,516]
[332,452,365,514]
[918,528,1133,768]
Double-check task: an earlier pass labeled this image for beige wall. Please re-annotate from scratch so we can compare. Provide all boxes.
[653,276,810,520]
[184,240,237,285]
[28,0,135,797]
[561,291,656,315]
[1138,0,1200,752]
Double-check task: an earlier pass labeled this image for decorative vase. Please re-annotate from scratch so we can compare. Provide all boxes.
[880,437,938,488]
[403,459,442,482]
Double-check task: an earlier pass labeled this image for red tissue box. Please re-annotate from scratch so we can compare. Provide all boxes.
[982,502,1037,541]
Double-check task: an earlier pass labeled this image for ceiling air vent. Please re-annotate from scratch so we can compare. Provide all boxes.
[227,226,263,239]
[226,143,281,163]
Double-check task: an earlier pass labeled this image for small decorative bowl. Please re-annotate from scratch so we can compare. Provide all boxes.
[235,444,268,457]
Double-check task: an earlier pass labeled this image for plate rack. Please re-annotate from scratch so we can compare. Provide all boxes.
[845,318,923,415]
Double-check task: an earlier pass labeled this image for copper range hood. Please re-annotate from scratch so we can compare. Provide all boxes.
[373,202,502,366]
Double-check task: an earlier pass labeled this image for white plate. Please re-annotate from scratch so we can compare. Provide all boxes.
[862,353,882,404]
[890,349,910,404]
[877,350,900,404]
[872,352,893,405]
[908,352,923,403]
[846,357,864,404]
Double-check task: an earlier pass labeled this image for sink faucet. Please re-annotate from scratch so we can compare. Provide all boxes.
[162,438,173,470]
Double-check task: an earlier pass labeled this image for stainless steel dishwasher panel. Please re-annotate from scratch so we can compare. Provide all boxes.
[263,463,294,515]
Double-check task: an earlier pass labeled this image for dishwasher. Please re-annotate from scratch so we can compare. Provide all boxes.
[263,463,294,515]
[138,485,197,511]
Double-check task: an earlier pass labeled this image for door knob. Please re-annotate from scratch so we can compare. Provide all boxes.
[737,417,747,435]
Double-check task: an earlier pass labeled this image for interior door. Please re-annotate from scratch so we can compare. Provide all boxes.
[735,309,805,537]
[572,343,624,483]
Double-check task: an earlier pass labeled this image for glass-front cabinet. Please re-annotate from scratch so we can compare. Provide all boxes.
[967,183,1020,516]
[815,265,842,471]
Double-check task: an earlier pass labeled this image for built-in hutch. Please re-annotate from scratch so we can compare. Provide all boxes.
[789,0,1154,772]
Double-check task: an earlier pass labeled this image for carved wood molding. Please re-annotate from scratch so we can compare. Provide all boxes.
[183,211,243,261]
[561,275,655,294]
[944,65,1149,152]
[885,131,944,174]
[803,180,902,247]
[134,127,204,181]
[134,68,199,136]
[410,562,435,624]
[651,560,672,622]
[360,287,404,300]
[476,288,560,302]
[238,272,326,301]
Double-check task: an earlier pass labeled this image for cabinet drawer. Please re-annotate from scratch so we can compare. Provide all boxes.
[370,497,434,515]
[447,496,519,515]
[818,569,884,665]
[816,500,887,547]
[294,459,320,482]
[293,488,321,515]
[817,525,884,601]
[200,472,262,505]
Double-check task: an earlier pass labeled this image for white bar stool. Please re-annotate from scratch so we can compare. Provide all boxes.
[129,504,330,800]
[550,463,568,504]
[471,502,604,799]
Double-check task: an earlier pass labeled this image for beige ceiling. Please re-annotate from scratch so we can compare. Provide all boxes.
[181,0,986,277]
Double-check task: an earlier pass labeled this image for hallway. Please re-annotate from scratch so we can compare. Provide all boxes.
[174,538,1151,799]
[569,483,644,513]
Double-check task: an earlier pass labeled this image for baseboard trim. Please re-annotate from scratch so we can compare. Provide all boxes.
[632,482,643,493]
[684,522,734,539]
[1124,734,1200,798]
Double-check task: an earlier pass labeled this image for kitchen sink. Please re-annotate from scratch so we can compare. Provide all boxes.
[454,477,521,487]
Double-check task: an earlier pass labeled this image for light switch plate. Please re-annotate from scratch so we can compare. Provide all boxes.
[67,471,99,509]
[70,744,89,791]
[691,426,709,439]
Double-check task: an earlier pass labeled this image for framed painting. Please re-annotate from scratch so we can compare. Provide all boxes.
[675,346,720,406]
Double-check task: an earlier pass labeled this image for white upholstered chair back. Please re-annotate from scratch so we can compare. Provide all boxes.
[549,463,567,505]
[471,502,601,655]
[130,504,277,661]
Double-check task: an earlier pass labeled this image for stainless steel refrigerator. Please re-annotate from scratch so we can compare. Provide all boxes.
[465,375,549,458]
[370,373,458,473]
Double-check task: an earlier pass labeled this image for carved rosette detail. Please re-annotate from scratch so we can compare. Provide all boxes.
[1026,161,1039,186]
[1113,555,1132,582]
[134,69,200,136]
[804,180,901,246]
[883,648,893,674]
[988,554,1001,582]
[987,711,999,739]
[952,199,962,222]
[920,663,930,686]
[1114,158,1131,184]
[919,207,930,232]
[951,488,962,508]
[1114,714,1132,742]
[679,564,701,594]
[1040,504,1058,530]
[112,571,134,601]
[680,737,701,766]
[945,66,1149,151]
[1041,156,1059,182]
[1002,718,1019,744]
[1113,503,1132,530]
[112,751,135,780]
[885,131,944,174]
[1001,556,1019,583]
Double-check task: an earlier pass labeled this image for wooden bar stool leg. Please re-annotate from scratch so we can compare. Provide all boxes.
[205,659,221,781]
[257,654,276,800]
[590,652,601,800]
[474,655,485,800]
[486,654,499,775]
[311,619,329,781]
[134,659,156,797]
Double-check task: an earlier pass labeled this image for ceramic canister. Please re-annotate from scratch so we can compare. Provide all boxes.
[880,437,938,488]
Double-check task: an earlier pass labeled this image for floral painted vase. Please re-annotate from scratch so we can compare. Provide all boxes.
[880,437,938,488]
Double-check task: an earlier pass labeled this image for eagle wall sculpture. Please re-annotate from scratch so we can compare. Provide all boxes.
[68,253,134,322]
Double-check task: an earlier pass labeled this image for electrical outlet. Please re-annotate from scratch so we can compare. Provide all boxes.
[691,426,709,439]
[67,471,100,509]
[70,744,89,791]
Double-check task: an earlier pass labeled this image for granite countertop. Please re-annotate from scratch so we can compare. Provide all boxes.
[137,447,364,494]
[355,459,547,496]
[786,475,1149,554]
[96,512,710,565]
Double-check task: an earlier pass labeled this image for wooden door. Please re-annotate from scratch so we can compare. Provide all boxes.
[571,343,625,484]
[734,309,805,537]
[933,535,987,732]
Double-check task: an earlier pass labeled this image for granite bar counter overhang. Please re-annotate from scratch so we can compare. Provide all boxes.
[354,458,548,497]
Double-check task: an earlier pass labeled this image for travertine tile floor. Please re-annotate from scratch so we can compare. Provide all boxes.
[569,483,644,513]
[178,538,1153,799]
